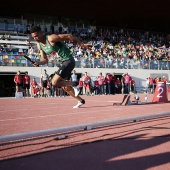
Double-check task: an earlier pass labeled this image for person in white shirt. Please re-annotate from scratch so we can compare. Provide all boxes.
[71,70,78,85]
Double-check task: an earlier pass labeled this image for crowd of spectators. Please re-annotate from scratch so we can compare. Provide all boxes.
[64,27,170,69]
[13,68,168,98]
[27,25,170,70]
[0,24,170,69]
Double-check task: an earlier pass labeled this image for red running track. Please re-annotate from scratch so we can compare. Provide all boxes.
[0,93,170,170]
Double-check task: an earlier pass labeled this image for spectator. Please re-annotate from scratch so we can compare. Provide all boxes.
[0,34,6,40]
[146,78,149,94]
[50,24,54,34]
[148,76,153,93]
[30,78,38,97]
[124,73,132,94]
[4,18,8,30]
[98,72,105,95]
[105,73,112,95]
[26,24,31,34]
[70,70,78,86]
[6,34,11,40]
[78,77,84,95]
[131,78,136,93]
[34,84,41,98]
[14,70,23,93]
[115,77,122,94]
[41,69,49,97]
[57,87,66,97]
[44,25,48,35]
[59,24,62,34]
[162,76,168,83]
[153,76,158,92]
[7,44,13,52]
[110,72,116,95]
[46,81,51,97]
[82,72,92,96]
[23,71,31,97]
[93,77,100,95]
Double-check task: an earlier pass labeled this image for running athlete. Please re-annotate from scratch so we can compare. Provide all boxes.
[30,26,92,108]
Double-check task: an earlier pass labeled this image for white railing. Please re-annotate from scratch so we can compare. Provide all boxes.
[0,40,28,45]
[0,54,170,70]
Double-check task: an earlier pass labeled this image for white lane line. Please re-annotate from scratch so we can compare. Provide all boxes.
[0,102,168,114]
[0,104,167,122]
[0,109,119,122]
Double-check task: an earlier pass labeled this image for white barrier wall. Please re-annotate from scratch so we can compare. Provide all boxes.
[0,66,169,92]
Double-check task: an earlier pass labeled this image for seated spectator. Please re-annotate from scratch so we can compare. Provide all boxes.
[34,85,41,98]
[30,78,38,97]
[0,45,5,53]
[6,34,11,40]
[0,34,6,40]
[7,44,13,52]
[3,44,8,52]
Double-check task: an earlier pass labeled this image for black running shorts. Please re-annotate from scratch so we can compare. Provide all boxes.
[23,84,30,89]
[55,57,75,80]
[16,83,22,87]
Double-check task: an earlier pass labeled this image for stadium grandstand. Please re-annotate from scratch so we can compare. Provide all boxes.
[0,0,170,97]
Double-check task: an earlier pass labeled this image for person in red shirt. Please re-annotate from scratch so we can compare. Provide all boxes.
[162,76,168,83]
[115,77,122,94]
[153,76,159,92]
[124,73,132,94]
[110,72,116,95]
[98,72,105,95]
[130,79,136,93]
[78,78,84,95]
[30,78,38,97]
[105,73,112,95]
[82,72,92,96]
[23,71,31,97]
[14,70,23,93]
[93,77,99,95]
[34,85,41,98]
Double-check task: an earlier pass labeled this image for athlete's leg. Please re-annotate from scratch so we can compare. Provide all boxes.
[62,86,84,102]
[52,74,81,99]
[51,58,84,107]
[52,74,85,108]
[52,74,75,87]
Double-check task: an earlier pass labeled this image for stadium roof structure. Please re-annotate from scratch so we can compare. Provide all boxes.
[1,0,170,33]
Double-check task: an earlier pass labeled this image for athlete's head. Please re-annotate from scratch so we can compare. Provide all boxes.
[30,26,41,33]
[30,26,44,42]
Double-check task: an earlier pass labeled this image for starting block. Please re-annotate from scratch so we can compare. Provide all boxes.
[113,94,142,106]
[113,81,169,106]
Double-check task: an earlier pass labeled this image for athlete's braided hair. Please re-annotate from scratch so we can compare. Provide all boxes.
[30,26,41,33]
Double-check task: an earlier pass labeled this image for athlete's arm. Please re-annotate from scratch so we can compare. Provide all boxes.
[49,34,92,49]
[32,43,48,67]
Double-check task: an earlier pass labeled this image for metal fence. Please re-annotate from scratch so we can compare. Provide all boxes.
[0,54,170,70]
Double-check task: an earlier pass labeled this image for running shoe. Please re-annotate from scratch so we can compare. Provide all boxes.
[73,99,85,108]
